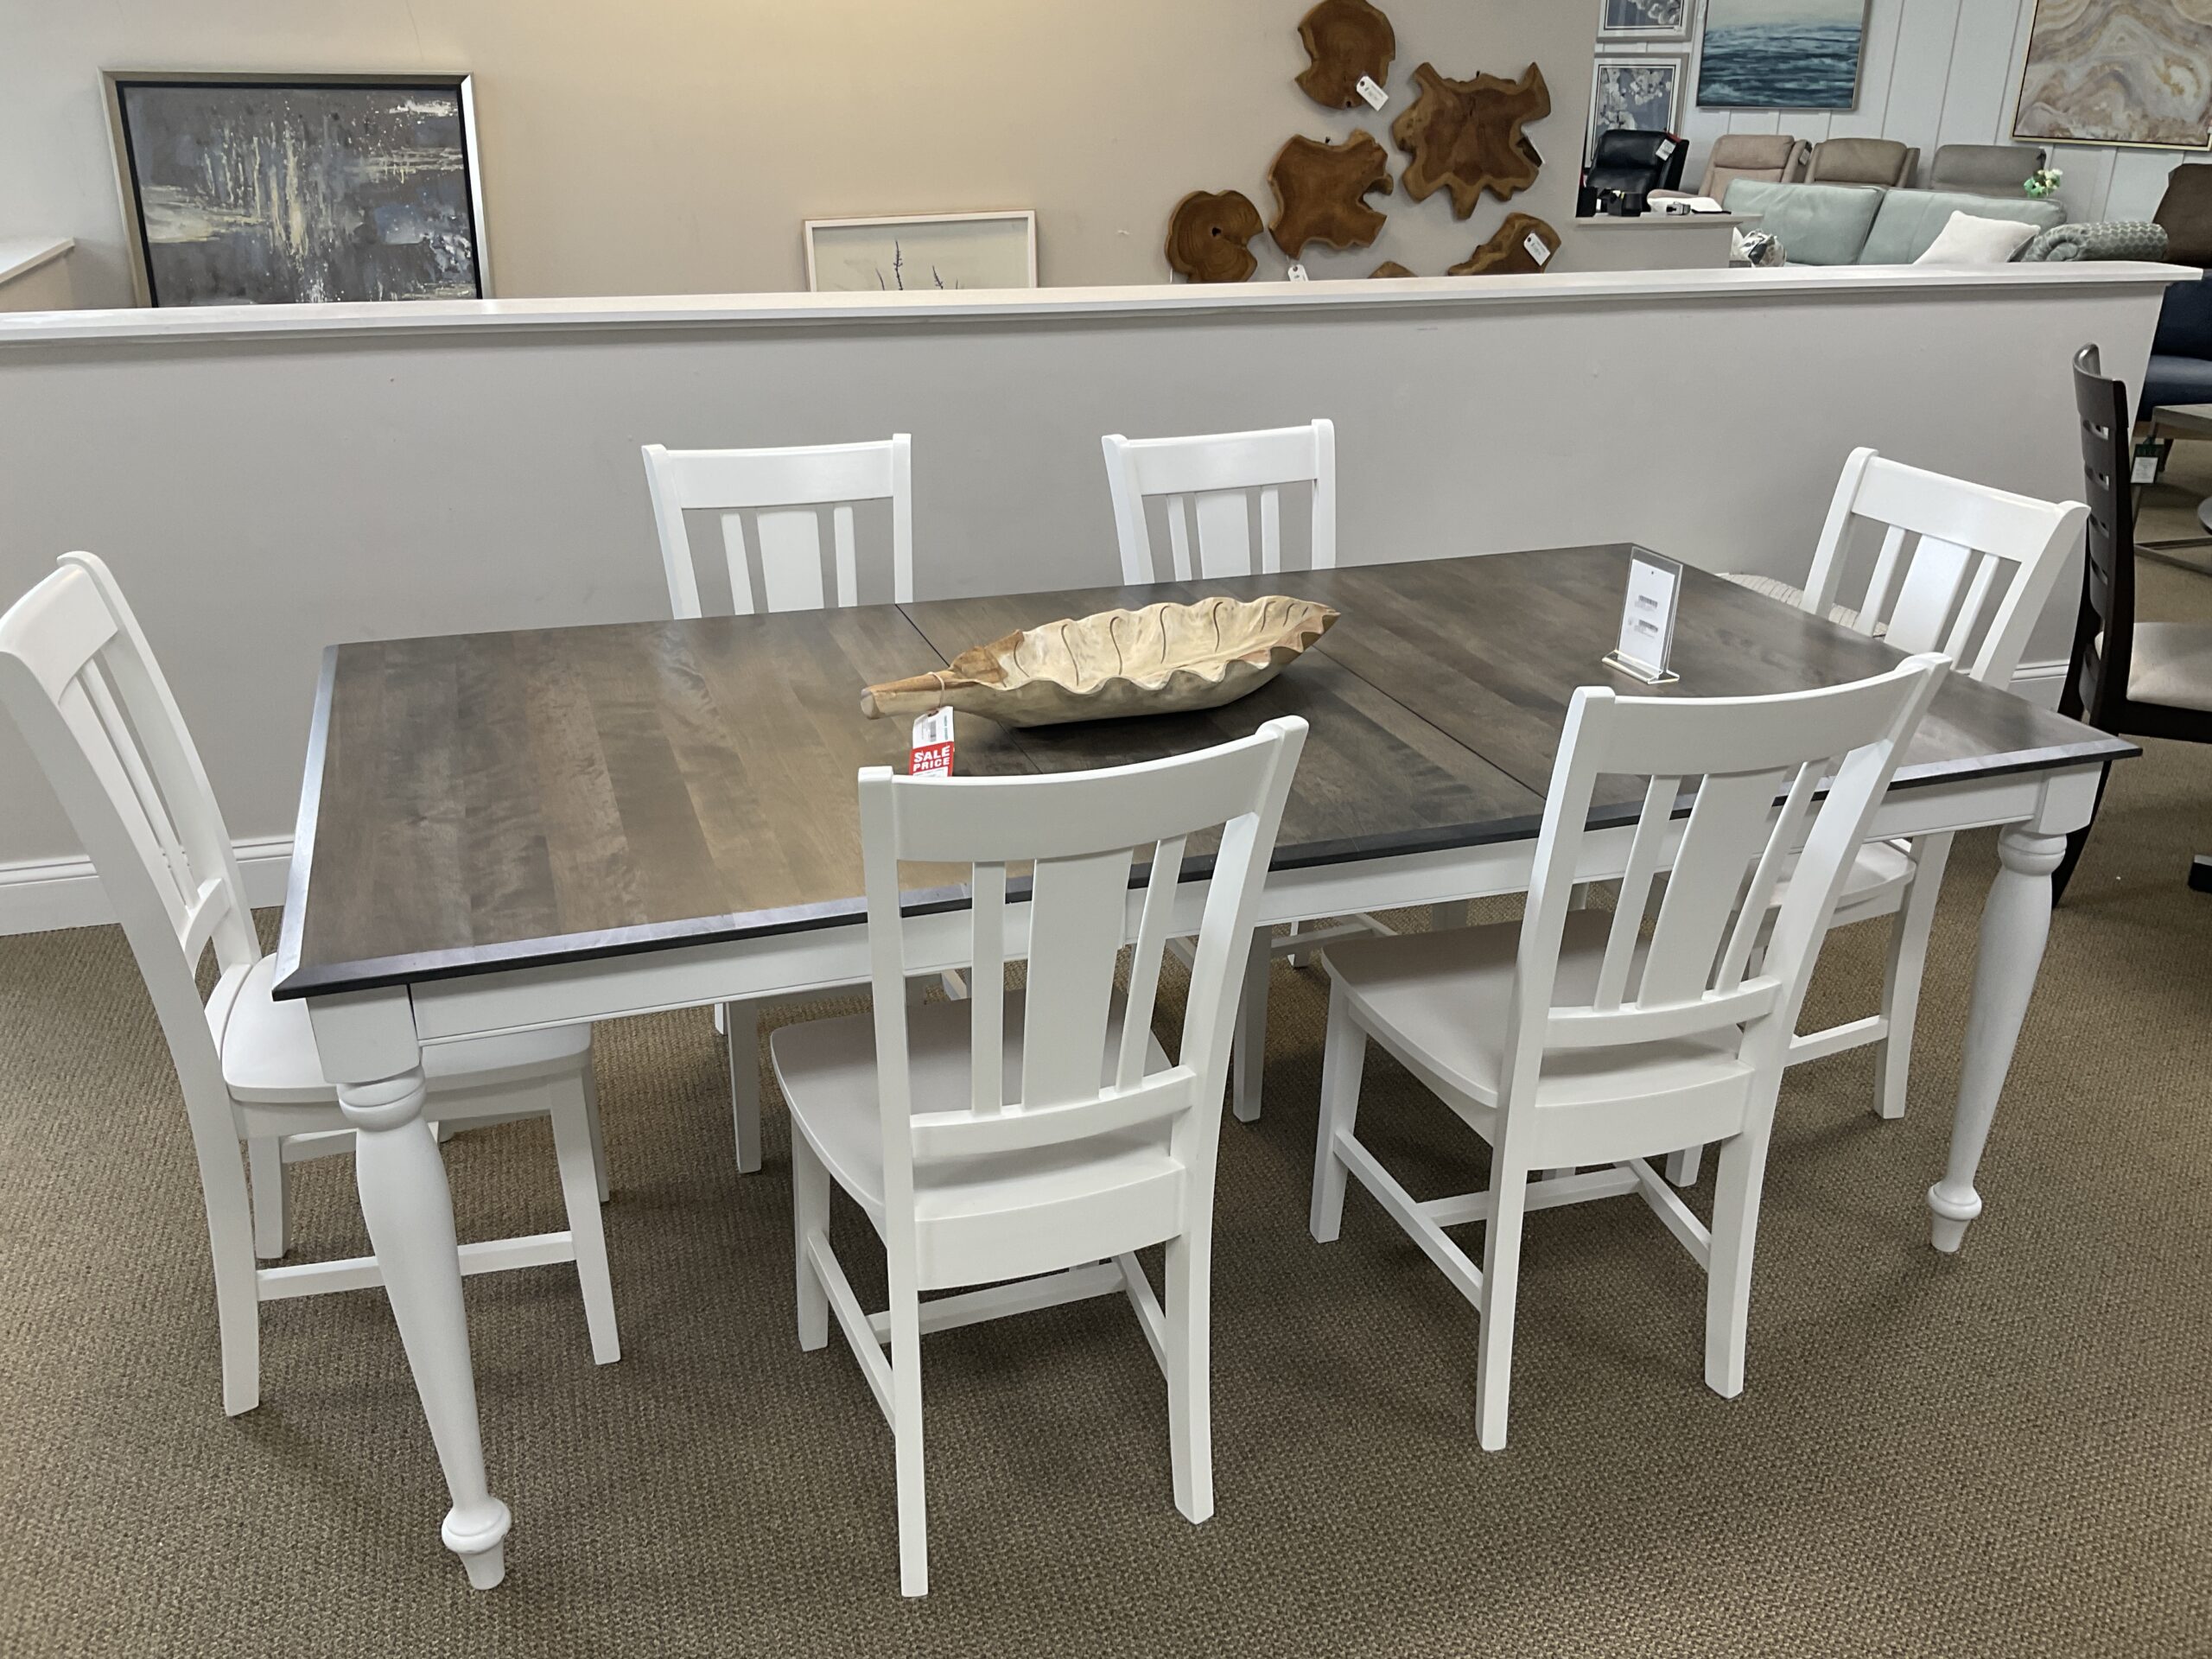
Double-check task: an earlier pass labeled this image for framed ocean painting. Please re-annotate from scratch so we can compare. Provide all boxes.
[2012,0,2212,149]
[1696,0,1872,111]
[105,72,489,307]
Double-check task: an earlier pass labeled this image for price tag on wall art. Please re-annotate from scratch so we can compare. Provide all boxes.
[1355,74,1389,111]
[1603,549,1683,685]
[911,707,956,779]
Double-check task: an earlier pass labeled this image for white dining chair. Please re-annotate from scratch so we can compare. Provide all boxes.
[771,716,1306,1595]
[0,553,618,1418]
[1681,452,2085,1179]
[1098,417,1387,1122]
[640,435,942,1175]
[1309,654,1948,1450]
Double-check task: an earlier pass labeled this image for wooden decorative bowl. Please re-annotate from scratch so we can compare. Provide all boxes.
[861,594,1339,728]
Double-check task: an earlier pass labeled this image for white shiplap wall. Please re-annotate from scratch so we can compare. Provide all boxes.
[1600,0,2208,221]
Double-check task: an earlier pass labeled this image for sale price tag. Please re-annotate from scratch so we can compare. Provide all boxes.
[1355,74,1389,111]
[910,707,955,779]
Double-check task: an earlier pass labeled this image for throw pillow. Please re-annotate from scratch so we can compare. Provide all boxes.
[1914,211,2040,264]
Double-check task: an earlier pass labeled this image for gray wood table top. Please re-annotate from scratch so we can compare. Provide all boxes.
[273,546,2136,999]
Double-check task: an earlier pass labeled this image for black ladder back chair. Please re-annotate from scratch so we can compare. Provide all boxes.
[2056,343,2212,899]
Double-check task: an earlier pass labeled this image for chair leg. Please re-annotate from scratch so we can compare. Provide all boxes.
[792,1136,830,1351]
[1427,900,1470,931]
[1476,1152,1531,1452]
[248,1136,289,1261]
[1286,918,1315,969]
[1705,1127,1772,1401]
[1875,854,1946,1122]
[1309,991,1369,1243]
[888,1269,929,1597]
[724,1000,764,1174]
[549,1079,620,1365]
[582,1054,610,1203]
[1665,1145,1704,1186]
[1231,931,1271,1123]
[1165,1228,1214,1522]
[207,1143,262,1416]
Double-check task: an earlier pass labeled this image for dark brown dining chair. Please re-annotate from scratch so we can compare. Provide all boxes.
[2055,344,2212,899]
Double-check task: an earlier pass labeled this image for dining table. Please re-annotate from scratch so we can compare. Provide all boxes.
[271,543,2134,1588]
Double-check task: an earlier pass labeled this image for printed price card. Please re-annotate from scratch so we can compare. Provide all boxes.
[1605,549,1683,684]
[910,707,955,779]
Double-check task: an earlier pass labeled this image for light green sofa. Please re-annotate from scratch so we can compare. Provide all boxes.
[1723,180,2067,264]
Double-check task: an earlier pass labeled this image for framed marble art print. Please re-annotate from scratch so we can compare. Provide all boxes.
[2012,1,2212,150]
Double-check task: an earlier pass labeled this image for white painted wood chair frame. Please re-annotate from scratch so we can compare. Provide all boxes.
[783,717,1306,1595]
[1098,417,1389,1121]
[1669,454,2084,1183]
[0,554,617,1417]
[642,435,938,1173]
[1309,656,1947,1449]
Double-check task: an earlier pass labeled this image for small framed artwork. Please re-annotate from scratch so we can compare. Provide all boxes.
[1698,0,1872,111]
[105,72,490,307]
[1588,55,1688,158]
[804,211,1039,293]
[1598,0,1691,41]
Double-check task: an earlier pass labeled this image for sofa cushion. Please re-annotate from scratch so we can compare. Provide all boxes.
[2142,354,2212,418]
[1723,179,1885,265]
[1859,189,2063,264]
[1914,211,2042,264]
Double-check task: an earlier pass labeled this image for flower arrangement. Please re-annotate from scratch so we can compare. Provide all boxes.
[2024,167,2063,199]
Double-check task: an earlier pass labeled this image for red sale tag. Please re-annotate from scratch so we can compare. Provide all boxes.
[910,708,955,779]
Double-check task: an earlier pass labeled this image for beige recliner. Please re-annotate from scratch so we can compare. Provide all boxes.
[1807,137,1917,188]
[1700,133,1811,200]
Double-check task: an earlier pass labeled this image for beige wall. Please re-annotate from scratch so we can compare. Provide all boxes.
[0,0,1599,308]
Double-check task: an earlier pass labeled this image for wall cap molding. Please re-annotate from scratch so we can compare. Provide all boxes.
[0,835,290,937]
[0,262,2190,350]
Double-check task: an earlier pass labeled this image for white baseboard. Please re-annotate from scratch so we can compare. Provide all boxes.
[0,664,2077,939]
[2010,658,2068,710]
[0,836,292,937]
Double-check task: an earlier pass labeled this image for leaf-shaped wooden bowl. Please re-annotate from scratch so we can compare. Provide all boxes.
[861,594,1339,728]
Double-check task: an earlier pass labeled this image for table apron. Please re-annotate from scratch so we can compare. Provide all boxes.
[391,765,2088,1050]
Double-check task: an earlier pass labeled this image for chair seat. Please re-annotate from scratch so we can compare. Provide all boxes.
[772,991,1180,1233]
[218,955,591,1105]
[2128,621,2212,715]
[1321,912,1752,1119]
[1721,571,1872,632]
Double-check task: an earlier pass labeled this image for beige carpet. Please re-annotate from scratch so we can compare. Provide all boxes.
[3,568,2209,1658]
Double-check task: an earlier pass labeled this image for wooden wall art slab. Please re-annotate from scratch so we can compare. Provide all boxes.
[1166,189,1264,283]
[1370,260,1417,278]
[1448,213,1560,276]
[1391,62,1551,218]
[860,595,1340,728]
[1296,0,1397,109]
[1267,131,1394,257]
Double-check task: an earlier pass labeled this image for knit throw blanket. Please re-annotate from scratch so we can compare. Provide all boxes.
[2021,221,2170,262]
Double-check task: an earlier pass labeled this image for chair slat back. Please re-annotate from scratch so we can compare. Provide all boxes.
[1506,657,1948,1100]
[1801,448,2086,686]
[857,720,1306,1205]
[2063,345,2137,729]
[0,555,257,1036]
[641,436,913,617]
[1101,421,1337,583]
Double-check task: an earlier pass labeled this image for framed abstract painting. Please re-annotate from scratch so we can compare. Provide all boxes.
[1588,56,1688,159]
[2012,0,2212,149]
[1696,0,1872,111]
[1598,0,1691,41]
[105,73,490,307]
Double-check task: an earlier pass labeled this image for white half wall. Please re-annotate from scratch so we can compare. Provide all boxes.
[0,266,2176,908]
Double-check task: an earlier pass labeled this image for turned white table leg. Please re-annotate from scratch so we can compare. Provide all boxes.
[1927,826,2064,1255]
[340,1068,512,1589]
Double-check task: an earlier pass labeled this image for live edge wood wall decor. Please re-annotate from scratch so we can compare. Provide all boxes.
[1392,62,1551,219]
[1296,0,1396,109]
[1166,189,1265,282]
[1267,131,1393,257]
[1449,212,1560,276]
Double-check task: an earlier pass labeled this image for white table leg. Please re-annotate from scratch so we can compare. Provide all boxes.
[340,1070,512,1587]
[1926,825,2064,1254]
